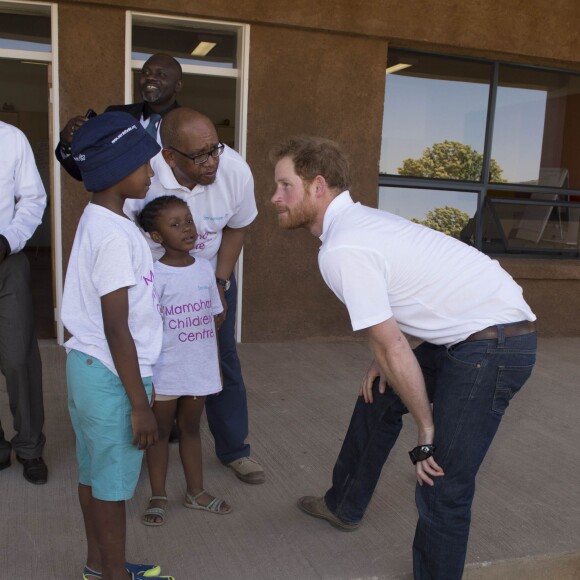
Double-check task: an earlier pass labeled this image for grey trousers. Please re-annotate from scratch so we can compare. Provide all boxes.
[0,252,45,462]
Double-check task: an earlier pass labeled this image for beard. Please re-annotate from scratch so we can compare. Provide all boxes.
[141,84,164,104]
[277,195,317,230]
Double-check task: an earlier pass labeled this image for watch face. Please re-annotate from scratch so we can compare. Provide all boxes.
[224,280,231,291]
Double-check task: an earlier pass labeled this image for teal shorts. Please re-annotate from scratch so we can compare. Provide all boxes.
[66,349,152,501]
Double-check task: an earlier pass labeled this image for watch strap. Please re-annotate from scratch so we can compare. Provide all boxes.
[408,444,436,465]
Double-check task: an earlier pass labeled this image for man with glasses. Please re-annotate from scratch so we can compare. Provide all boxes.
[55,53,182,181]
[126,107,264,485]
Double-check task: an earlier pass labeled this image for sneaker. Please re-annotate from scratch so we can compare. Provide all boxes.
[83,562,164,579]
[226,456,265,484]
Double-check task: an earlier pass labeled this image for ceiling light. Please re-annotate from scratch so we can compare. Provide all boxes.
[385,63,412,74]
[191,41,216,57]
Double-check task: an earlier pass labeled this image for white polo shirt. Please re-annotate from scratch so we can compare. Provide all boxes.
[125,145,257,269]
[0,121,46,253]
[318,191,536,346]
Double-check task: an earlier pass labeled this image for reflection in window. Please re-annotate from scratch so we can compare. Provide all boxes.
[491,66,580,188]
[0,2,51,52]
[484,192,580,253]
[379,187,478,241]
[380,50,492,180]
[132,15,237,69]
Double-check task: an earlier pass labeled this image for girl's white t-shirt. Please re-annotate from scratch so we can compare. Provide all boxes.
[62,203,162,376]
[152,258,223,396]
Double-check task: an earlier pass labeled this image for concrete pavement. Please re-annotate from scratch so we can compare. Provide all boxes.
[0,337,579,579]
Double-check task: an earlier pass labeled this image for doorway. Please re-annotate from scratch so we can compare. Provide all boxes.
[128,12,250,340]
[0,2,55,338]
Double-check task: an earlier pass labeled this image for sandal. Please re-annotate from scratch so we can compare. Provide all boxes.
[142,495,168,527]
[83,562,163,578]
[183,489,232,514]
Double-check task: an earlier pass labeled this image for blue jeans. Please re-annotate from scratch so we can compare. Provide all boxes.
[205,274,250,463]
[325,326,537,579]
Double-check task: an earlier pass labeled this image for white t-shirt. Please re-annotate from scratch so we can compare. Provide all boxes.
[319,191,536,346]
[152,258,223,396]
[62,203,163,376]
[0,121,47,254]
[125,145,257,269]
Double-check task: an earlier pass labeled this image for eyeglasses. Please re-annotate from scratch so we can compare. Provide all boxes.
[167,143,225,165]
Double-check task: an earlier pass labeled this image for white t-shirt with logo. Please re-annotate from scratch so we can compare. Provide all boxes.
[62,203,162,376]
[318,191,536,347]
[125,145,257,269]
[152,258,223,396]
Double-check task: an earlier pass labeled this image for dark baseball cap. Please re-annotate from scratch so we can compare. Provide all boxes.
[71,111,161,192]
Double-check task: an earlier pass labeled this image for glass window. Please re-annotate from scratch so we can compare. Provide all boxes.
[0,2,51,52]
[132,15,237,69]
[380,50,492,181]
[131,14,245,150]
[379,47,580,257]
[491,65,580,188]
[379,186,479,241]
[483,191,579,254]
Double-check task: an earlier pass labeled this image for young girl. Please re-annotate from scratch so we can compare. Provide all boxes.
[139,195,232,525]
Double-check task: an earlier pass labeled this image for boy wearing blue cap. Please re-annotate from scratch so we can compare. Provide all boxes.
[61,112,173,580]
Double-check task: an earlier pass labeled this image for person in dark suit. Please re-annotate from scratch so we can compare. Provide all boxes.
[55,53,183,181]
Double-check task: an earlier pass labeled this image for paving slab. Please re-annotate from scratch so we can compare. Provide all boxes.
[0,337,578,579]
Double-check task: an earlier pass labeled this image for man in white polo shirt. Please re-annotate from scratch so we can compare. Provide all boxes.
[126,107,264,484]
[270,136,537,580]
[0,121,48,485]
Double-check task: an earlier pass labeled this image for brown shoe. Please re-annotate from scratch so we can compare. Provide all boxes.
[297,496,360,531]
[226,457,265,484]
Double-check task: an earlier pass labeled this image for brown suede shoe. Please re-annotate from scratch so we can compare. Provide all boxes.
[226,457,265,484]
[297,496,360,531]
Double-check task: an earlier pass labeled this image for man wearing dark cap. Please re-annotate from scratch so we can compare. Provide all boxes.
[55,53,182,181]
[62,112,173,580]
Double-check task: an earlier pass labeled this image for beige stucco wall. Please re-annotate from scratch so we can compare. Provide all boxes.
[57,3,127,273]
[242,25,387,341]
[58,0,580,67]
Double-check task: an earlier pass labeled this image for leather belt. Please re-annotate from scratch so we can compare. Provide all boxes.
[464,320,537,342]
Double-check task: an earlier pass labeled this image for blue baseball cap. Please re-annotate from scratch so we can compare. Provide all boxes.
[71,111,161,192]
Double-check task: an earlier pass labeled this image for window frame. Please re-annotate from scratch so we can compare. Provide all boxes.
[379,48,580,257]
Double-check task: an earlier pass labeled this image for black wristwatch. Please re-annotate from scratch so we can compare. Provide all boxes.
[408,444,436,465]
[216,277,231,291]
